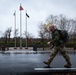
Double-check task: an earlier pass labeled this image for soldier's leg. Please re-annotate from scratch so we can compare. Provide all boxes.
[59,46,72,67]
[44,47,58,66]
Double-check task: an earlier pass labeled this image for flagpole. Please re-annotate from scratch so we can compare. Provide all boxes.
[14,10,17,49]
[25,10,28,49]
[20,3,22,49]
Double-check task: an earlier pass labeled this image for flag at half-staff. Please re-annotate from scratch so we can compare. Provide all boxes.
[26,13,30,18]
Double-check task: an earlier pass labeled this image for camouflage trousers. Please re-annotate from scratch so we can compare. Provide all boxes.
[48,45,71,64]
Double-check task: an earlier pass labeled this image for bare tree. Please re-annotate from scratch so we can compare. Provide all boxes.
[1,27,12,49]
[38,23,52,50]
[70,19,76,41]
[38,23,51,39]
[6,27,12,41]
[56,14,68,30]
[46,14,74,38]
[14,29,19,38]
[38,23,45,39]
[46,15,58,25]
[23,31,34,39]
[3,31,8,45]
[38,14,76,50]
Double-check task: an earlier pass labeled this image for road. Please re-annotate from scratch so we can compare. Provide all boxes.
[0,50,76,75]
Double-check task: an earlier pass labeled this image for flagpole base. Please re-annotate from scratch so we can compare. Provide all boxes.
[25,47,28,49]
[20,47,23,49]
[14,47,17,49]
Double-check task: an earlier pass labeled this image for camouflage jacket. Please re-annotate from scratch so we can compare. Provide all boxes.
[51,29,64,46]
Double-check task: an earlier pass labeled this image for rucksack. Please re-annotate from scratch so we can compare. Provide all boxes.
[57,30,69,43]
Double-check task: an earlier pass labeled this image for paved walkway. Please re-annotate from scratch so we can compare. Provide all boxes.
[0,52,76,75]
[0,48,76,75]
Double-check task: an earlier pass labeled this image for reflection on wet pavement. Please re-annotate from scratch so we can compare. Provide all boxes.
[0,50,76,75]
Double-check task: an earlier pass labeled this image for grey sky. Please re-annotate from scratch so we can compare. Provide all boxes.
[0,0,76,38]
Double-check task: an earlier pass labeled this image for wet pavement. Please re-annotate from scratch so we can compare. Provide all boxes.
[0,50,76,75]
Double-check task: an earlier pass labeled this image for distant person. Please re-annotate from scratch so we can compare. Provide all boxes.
[43,25,72,68]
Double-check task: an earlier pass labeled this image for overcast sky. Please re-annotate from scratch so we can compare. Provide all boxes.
[0,0,76,38]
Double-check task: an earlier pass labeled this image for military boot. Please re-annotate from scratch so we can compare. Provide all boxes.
[64,62,72,68]
[43,61,50,67]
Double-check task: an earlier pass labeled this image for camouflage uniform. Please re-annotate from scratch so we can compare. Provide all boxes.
[44,29,71,67]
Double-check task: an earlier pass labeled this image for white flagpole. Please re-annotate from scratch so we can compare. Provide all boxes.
[14,10,17,49]
[20,3,22,49]
[25,10,28,49]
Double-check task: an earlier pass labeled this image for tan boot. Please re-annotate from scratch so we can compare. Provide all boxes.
[43,61,50,67]
[64,63,72,68]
